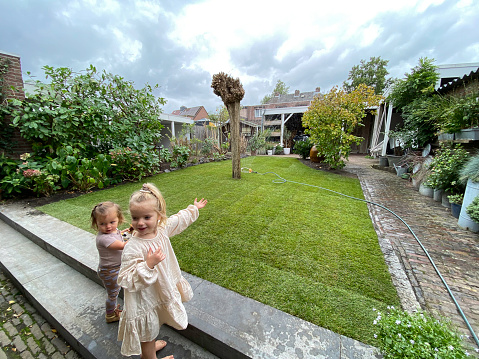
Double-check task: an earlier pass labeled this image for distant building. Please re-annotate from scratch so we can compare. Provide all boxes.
[172,106,209,122]
[241,88,321,146]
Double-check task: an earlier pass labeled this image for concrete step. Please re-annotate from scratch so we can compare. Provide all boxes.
[0,217,218,359]
[0,203,381,359]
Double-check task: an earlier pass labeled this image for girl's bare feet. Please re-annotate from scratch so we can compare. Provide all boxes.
[140,340,168,359]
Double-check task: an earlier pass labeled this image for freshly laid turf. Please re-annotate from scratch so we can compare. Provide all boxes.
[38,156,400,344]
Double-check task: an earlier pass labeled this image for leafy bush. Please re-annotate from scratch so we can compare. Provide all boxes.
[47,146,111,191]
[303,84,383,169]
[109,147,156,182]
[274,145,283,155]
[387,57,440,149]
[293,138,313,159]
[373,307,472,358]
[171,145,190,168]
[248,130,270,153]
[159,146,172,163]
[201,138,215,156]
[425,143,469,192]
[466,195,479,223]
[9,65,165,156]
[439,93,479,134]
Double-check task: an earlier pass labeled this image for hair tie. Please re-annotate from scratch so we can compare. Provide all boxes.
[139,185,151,193]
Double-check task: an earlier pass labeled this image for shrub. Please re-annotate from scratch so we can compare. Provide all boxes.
[201,138,215,156]
[159,146,172,163]
[425,143,469,192]
[373,307,472,358]
[48,146,112,191]
[274,145,283,155]
[171,145,190,168]
[248,130,270,153]
[466,195,479,223]
[109,147,156,182]
[293,138,313,159]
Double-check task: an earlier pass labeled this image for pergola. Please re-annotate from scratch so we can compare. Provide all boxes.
[263,106,309,145]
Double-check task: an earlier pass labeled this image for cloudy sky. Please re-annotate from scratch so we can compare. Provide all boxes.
[1,0,478,114]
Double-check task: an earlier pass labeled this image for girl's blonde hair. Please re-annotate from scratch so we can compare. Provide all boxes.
[90,201,125,230]
[130,183,167,226]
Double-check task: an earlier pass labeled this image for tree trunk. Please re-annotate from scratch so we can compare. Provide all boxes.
[227,102,241,179]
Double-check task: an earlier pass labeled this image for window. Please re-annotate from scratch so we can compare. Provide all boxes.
[255,108,263,118]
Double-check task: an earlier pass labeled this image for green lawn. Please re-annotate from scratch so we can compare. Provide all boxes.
[38,156,400,344]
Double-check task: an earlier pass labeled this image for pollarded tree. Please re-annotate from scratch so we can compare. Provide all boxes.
[343,56,393,95]
[303,84,383,169]
[211,72,245,179]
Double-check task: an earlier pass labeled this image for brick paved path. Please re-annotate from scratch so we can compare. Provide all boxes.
[0,272,81,359]
[345,155,479,351]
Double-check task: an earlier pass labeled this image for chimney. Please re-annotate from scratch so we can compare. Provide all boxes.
[294,90,300,97]
[180,106,187,111]
[315,87,321,93]
[274,92,280,97]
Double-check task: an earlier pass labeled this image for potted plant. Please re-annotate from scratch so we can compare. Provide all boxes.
[466,195,479,224]
[458,154,479,232]
[265,143,274,156]
[292,138,313,160]
[425,143,468,203]
[283,129,293,155]
[274,145,283,155]
[247,130,268,156]
[447,193,463,219]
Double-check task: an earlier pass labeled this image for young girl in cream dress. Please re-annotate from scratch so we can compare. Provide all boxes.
[117,183,207,359]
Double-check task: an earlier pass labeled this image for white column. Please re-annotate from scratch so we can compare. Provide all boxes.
[171,121,176,138]
[381,102,394,156]
[280,113,284,146]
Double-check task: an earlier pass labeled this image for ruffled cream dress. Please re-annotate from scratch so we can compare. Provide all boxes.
[117,205,197,356]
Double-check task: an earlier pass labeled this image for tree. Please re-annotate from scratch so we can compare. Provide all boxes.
[387,57,439,111]
[302,84,383,169]
[388,57,440,148]
[343,56,393,95]
[9,65,165,156]
[261,79,289,104]
[211,72,245,179]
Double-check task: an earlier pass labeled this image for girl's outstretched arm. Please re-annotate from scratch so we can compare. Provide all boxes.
[194,198,208,209]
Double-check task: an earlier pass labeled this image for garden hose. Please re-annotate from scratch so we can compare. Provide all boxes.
[240,167,479,349]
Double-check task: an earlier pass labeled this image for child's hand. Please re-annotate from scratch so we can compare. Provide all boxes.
[146,247,166,269]
[194,198,208,209]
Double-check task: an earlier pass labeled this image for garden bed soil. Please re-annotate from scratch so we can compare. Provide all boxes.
[298,158,358,178]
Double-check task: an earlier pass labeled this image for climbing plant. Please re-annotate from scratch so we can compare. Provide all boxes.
[0,57,16,153]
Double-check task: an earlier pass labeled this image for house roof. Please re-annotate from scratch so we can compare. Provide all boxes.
[264,89,320,105]
[436,66,479,95]
[436,63,479,89]
[172,106,203,118]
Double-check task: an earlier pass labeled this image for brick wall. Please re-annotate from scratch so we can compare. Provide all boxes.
[0,51,32,156]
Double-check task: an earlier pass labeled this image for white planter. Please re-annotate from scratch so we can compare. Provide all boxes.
[441,192,451,208]
[283,148,291,155]
[458,179,479,232]
[419,183,434,197]
[433,188,443,202]
[267,150,273,156]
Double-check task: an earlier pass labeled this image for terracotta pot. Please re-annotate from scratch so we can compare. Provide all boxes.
[310,146,324,163]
